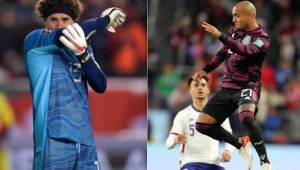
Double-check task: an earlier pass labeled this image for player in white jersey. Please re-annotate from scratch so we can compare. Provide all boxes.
[166,76,235,170]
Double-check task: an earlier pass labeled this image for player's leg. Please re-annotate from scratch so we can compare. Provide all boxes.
[195,88,243,149]
[196,88,253,169]
[75,144,100,170]
[43,137,78,170]
[196,113,243,148]
[238,88,271,169]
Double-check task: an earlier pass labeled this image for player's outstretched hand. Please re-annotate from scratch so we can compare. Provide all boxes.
[192,70,207,81]
[101,7,126,33]
[59,23,87,56]
[221,149,232,162]
[201,21,221,39]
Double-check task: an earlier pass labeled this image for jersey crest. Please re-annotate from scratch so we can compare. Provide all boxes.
[242,35,251,45]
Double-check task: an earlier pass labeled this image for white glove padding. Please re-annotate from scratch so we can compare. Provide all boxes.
[59,23,87,56]
[101,7,126,33]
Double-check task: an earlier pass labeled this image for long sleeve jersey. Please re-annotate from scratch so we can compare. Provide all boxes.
[24,16,108,164]
[203,25,271,90]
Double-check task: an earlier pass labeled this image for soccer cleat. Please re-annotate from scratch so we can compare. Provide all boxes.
[239,136,253,170]
[261,163,272,170]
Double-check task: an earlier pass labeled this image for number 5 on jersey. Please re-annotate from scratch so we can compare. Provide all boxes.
[189,124,195,136]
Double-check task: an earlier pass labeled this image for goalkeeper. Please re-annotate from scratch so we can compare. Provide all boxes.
[24,0,125,169]
[193,1,272,170]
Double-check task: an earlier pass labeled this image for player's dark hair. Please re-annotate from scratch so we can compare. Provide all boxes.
[35,0,84,21]
[187,75,209,87]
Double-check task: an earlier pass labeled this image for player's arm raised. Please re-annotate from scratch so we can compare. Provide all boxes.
[53,7,126,47]
[80,7,126,35]
[202,21,270,57]
[192,22,230,81]
[192,46,227,81]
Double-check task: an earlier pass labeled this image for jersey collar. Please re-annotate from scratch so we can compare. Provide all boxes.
[191,105,202,112]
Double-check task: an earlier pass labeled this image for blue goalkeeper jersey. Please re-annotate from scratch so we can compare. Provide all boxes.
[24,19,107,158]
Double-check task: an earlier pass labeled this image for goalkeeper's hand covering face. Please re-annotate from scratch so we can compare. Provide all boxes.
[59,23,87,56]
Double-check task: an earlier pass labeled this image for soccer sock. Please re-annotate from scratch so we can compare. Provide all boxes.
[242,116,270,164]
[195,122,242,148]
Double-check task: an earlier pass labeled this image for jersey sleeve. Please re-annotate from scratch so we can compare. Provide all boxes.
[81,47,107,93]
[219,33,270,57]
[203,46,228,73]
[24,29,60,55]
[53,16,109,48]
[170,111,185,134]
[80,16,109,38]
[202,28,236,73]
[221,118,235,152]
[24,16,109,53]
[165,111,185,149]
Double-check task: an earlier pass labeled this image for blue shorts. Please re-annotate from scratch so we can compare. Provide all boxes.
[34,137,100,170]
[181,162,225,170]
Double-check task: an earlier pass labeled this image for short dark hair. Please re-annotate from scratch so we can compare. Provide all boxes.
[187,75,209,87]
[35,0,84,21]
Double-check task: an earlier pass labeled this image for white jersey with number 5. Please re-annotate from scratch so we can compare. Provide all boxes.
[167,105,234,167]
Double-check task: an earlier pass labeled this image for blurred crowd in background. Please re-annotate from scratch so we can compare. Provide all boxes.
[149,0,300,144]
[0,0,147,169]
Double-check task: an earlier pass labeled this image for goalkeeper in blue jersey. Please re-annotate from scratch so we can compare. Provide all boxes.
[23,0,126,169]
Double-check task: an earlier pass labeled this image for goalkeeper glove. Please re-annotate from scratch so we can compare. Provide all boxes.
[101,7,126,33]
[59,23,87,56]
[59,23,91,63]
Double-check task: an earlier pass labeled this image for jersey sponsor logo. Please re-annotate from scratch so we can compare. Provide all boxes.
[242,35,251,44]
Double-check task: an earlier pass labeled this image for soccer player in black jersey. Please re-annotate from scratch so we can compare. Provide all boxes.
[193,1,272,170]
